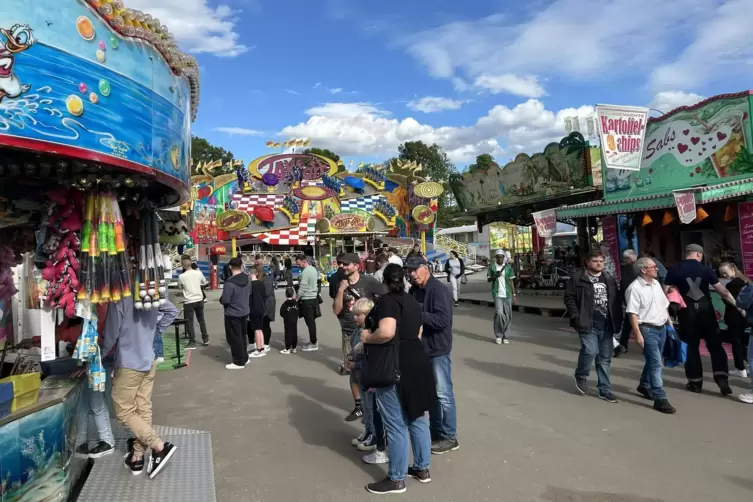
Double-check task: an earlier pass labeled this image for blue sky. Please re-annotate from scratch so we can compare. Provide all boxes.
[134,0,753,168]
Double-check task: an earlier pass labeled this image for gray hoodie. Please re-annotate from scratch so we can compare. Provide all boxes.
[221,272,250,317]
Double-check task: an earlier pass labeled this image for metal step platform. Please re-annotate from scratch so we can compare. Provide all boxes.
[77,422,216,502]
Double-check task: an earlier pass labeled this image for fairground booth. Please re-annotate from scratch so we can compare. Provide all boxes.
[0,0,198,498]
[556,91,753,327]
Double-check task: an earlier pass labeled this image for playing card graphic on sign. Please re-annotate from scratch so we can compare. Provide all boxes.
[596,105,649,171]
[673,191,696,224]
[532,209,557,238]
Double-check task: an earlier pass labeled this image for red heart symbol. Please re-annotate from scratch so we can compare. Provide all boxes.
[683,129,690,135]
[717,131,727,141]
[677,143,689,154]
[691,137,700,145]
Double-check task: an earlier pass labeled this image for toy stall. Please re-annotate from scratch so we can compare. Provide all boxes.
[0,0,197,499]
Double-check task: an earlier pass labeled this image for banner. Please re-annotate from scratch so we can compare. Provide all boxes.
[601,216,620,282]
[739,202,753,277]
[532,209,557,238]
[596,104,649,171]
[673,191,696,224]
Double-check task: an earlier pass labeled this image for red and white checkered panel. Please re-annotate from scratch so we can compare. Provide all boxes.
[255,219,317,246]
[232,193,285,213]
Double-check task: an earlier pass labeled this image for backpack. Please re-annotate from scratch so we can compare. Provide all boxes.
[736,284,753,323]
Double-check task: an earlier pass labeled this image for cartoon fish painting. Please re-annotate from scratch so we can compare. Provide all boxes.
[170,145,180,171]
[0,24,35,103]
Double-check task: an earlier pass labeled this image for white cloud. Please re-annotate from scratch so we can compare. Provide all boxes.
[279,100,595,164]
[650,0,753,90]
[406,96,466,113]
[473,74,546,98]
[313,83,322,89]
[128,0,249,57]
[649,91,705,115]
[214,127,263,136]
[403,0,716,91]
[329,88,344,95]
[285,89,301,96]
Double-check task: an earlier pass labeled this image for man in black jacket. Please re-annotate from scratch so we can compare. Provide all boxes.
[614,249,638,357]
[408,256,458,455]
[564,249,623,403]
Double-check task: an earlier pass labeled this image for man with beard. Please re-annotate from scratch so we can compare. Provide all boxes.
[333,253,386,421]
[664,244,736,395]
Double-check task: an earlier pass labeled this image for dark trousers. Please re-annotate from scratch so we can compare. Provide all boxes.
[679,299,729,386]
[372,393,386,451]
[299,299,318,344]
[284,321,298,350]
[727,321,748,371]
[184,301,208,343]
[224,315,248,366]
[262,316,272,345]
[618,314,632,348]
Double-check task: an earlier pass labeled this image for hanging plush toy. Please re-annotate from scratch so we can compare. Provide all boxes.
[158,218,189,245]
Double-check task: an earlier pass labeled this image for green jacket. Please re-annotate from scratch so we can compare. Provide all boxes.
[488,263,515,299]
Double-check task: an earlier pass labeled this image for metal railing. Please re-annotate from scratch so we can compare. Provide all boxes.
[435,233,476,261]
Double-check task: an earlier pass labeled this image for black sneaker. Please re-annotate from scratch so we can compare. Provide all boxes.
[686,382,702,393]
[431,437,459,455]
[407,467,431,484]
[345,407,363,422]
[574,376,588,395]
[636,385,653,400]
[653,399,676,414]
[366,477,407,495]
[88,441,114,459]
[597,391,618,403]
[202,340,210,347]
[718,380,733,396]
[613,345,627,358]
[124,451,144,476]
[185,342,197,350]
[357,434,376,451]
[454,302,459,307]
[148,442,177,479]
[75,443,89,458]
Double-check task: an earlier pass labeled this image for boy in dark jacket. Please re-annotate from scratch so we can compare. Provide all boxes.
[564,249,622,402]
[279,288,299,354]
[220,257,250,369]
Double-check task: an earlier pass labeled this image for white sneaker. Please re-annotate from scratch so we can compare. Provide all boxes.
[156,357,165,364]
[362,450,388,464]
[738,392,753,404]
[264,345,271,352]
[495,337,502,345]
[225,363,245,370]
[502,338,510,344]
[351,431,367,446]
[301,343,319,352]
[249,350,266,358]
[291,348,298,354]
[280,349,291,355]
[730,369,748,378]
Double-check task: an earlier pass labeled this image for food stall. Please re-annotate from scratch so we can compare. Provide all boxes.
[0,0,197,499]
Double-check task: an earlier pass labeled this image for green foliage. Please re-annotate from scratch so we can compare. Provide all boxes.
[468,153,497,173]
[303,147,341,163]
[191,136,235,176]
[398,141,455,182]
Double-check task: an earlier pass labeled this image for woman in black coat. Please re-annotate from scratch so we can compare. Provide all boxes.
[360,264,435,495]
[248,263,268,359]
[262,267,276,350]
[283,258,294,289]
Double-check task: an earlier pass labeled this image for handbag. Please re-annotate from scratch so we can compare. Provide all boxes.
[361,297,402,388]
[461,274,468,285]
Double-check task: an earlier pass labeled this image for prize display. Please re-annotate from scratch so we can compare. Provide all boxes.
[135,209,166,310]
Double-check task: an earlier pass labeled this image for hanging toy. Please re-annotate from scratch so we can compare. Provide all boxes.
[110,197,131,298]
[138,211,151,309]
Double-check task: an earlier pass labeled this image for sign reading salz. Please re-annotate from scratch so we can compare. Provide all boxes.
[596,105,649,171]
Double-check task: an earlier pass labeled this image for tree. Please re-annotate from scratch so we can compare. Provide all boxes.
[191,136,235,176]
[302,147,341,163]
[468,153,497,173]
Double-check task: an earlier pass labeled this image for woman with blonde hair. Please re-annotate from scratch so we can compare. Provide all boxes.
[248,263,268,359]
[718,262,750,378]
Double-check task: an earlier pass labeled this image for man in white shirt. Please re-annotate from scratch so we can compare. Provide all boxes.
[179,256,209,348]
[625,257,675,414]
[387,247,403,267]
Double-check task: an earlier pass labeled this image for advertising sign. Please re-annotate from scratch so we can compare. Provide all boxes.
[604,93,753,201]
[532,209,557,238]
[739,202,753,277]
[596,105,649,171]
[330,213,366,233]
[601,216,620,282]
[673,191,697,224]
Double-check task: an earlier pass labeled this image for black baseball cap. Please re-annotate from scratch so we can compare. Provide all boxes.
[339,252,361,265]
[405,256,428,269]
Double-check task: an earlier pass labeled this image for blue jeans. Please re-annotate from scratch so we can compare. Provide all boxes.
[75,384,115,447]
[430,354,457,440]
[575,326,613,395]
[638,325,667,400]
[360,383,375,435]
[153,332,164,359]
[375,385,431,482]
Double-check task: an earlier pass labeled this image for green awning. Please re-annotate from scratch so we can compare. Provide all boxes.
[556,178,753,220]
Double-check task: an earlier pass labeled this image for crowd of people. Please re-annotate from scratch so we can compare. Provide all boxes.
[564,244,753,414]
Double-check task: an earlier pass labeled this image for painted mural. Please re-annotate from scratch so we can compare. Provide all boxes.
[449,132,591,212]
[0,0,196,189]
[605,92,753,200]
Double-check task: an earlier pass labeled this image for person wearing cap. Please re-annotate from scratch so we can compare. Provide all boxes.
[333,252,387,421]
[488,249,517,345]
[407,255,458,455]
[387,247,403,267]
[664,244,736,395]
